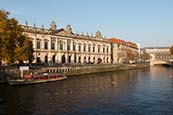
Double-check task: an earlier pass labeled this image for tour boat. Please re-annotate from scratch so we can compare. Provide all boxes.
[8,73,67,85]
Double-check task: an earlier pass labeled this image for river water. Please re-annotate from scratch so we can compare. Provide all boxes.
[0,66,173,115]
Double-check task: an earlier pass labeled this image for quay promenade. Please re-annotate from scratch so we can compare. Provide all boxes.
[0,63,150,84]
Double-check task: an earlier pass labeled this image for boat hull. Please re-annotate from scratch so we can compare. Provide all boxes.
[8,76,67,85]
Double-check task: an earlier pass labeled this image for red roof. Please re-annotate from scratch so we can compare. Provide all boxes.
[110,38,127,45]
[127,41,137,48]
[110,38,138,49]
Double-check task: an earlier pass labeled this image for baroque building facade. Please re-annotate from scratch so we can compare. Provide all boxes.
[22,21,111,64]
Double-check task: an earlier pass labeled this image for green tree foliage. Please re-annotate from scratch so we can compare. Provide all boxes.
[0,10,34,65]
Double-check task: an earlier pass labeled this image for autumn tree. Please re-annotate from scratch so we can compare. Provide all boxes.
[140,52,150,62]
[0,10,34,65]
[125,49,139,63]
[170,46,173,55]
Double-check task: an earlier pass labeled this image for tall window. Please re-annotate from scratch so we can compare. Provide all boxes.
[107,47,109,53]
[67,43,71,51]
[60,42,63,50]
[88,57,90,62]
[44,41,48,49]
[36,40,41,49]
[88,44,91,52]
[51,38,55,50]
[78,43,81,51]
[103,47,105,53]
[98,46,100,53]
[93,57,95,63]
[36,57,41,63]
[74,54,76,63]
[73,44,76,51]
[83,44,86,52]
[51,42,55,50]
[67,40,71,51]
[84,56,86,61]
[78,56,81,63]
[93,46,95,52]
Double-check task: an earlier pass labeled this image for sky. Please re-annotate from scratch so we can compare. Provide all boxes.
[0,0,173,47]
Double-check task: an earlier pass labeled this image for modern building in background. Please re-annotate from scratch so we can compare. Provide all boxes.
[22,21,111,64]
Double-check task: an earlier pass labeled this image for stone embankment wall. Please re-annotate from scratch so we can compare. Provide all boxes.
[45,63,150,76]
[0,63,150,84]
[0,67,20,84]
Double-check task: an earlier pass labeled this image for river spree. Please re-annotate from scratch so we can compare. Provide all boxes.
[0,66,173,115]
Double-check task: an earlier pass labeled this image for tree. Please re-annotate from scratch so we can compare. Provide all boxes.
[125,49,138,62]
[0,10,34,65]
[170,46,173,55]
[141,52,150,62]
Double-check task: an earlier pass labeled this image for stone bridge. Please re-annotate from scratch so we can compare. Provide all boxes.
[143,47,173,67]
[150,60,173,66]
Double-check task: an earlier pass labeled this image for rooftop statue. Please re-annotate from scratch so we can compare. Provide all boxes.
[49,21,57,31]
[33,22,37,31]
[96,30,102,38]
[41,24,44,32]
[24,21,28,30]
[65,24,72,34]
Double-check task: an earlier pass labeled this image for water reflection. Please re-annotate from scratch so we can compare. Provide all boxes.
[170,70,173,79]
[1,67,173,115]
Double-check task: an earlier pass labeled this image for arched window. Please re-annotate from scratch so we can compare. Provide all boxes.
[93,57,95,63]
[52,55,56,63]
[84,56,87,63]
[93,44,95,52]
[36,57,41,63]
[84,56,86,61]
[78,56,81,63]
[45,55,48,63]
[61,55,65,64]
[98,45,101,53]
[107,47,109,53]
[68,55,71,63]
[103,45,105,53]
[88,56,90,63]
[97,58,102,64]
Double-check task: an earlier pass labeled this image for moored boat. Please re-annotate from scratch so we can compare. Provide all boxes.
[8,73,67,85]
